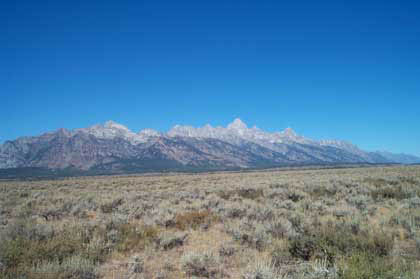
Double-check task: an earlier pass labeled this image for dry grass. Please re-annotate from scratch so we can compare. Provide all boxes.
[1,166,420,278]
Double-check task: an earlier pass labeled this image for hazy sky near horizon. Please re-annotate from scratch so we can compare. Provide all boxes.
[1,0,420,156]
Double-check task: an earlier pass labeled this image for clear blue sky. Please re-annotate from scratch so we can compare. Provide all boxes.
[1,0,419,156]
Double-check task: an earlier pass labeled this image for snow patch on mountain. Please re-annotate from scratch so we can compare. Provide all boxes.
[76,121,147,144]
[1,118,419,171]
[168,118,314,146]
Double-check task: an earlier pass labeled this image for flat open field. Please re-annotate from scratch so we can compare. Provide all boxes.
[1,166,420,278]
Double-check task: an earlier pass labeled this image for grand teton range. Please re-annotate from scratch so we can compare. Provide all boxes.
[1,119,419,176]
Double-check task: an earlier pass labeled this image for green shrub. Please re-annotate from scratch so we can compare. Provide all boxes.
[271,245,292,267]
[289,222,394,265]
[289,235,318,261]
[0,220,107,278]
[100,198,123,213]
[175,210,218,230]
[364,178,398,188]
[115,223,159,252]
[287,191,305,202]
[237,188,264,200]
[371,185,410,201]
[217,190,234,200]
[338,252,416,279]
[310,185,338,198]
[30,256,98,279]
[156,231,188,250]
[227,221,272,251]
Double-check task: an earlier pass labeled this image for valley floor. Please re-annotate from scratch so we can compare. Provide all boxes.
[1,166,420,278]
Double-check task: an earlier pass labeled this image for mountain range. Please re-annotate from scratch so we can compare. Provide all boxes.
[1,118,419,176]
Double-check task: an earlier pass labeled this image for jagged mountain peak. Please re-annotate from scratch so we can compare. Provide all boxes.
[2,118,419,173]
[74,120,147,144]
[227,118,247,130]
[276,127,313,144]
[283,127,297,137]
[138,128,161,137]
[55,127,71,134]
[103,120,130,131]
[168,125,195,136]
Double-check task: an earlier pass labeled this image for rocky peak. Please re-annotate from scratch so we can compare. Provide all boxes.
[319,139,363,153]
[168,125,195,137]
[3,117,418,172]
[227,118,247,130]
[138,129,161,137]
[103,120,130,131]
[283,127,297,137]
[73,121,149,144]
[55,128,71,136]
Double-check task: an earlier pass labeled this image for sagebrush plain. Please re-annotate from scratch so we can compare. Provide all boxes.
[1,166,420,278]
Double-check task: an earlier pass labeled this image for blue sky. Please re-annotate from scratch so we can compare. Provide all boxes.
[1,0,419,156]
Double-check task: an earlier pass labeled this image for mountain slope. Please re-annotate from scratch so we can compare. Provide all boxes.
[1,118,417,174]
[374,151,420,164]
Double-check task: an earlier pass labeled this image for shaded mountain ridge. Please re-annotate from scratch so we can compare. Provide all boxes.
[1,118,419,172]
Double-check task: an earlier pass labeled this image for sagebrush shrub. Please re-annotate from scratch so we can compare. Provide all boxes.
[338,252,416,279]
[242,260,281,279]
[156,231,188,250]
[175,210,217,230]
[289,221,394,265]
[181,251,219,278]
[115,223,159,252]
[30,255,98,279]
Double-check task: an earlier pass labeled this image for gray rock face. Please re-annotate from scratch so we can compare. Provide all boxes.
[0,119,416,172]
